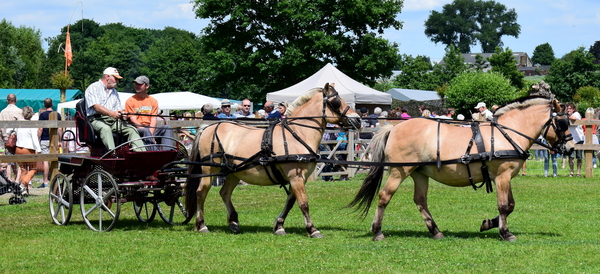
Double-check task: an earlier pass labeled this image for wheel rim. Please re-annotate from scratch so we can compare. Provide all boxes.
[156,195,191,225]
[80,170,120,231]
[133,192,157,223]
[48,173,73,225]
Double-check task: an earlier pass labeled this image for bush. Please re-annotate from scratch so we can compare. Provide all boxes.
[445,71,518,116]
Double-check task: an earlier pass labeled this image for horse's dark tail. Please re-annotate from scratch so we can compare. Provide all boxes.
[184,134,202,219]
[346,125,393,218]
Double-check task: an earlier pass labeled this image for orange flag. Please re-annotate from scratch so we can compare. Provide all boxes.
[65,30,73,67]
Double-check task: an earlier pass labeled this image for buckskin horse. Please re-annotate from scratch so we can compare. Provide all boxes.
[349,96,574,241]
[185,83,361,238]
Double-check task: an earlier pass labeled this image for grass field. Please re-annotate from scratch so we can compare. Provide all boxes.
[2,159,600,273]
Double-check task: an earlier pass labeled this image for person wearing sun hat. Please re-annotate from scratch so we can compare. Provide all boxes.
[84,67,145,152]
[474,102,493,121]
[216,99,236,119]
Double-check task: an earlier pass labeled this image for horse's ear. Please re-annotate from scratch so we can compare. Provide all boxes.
[323,83,330,94]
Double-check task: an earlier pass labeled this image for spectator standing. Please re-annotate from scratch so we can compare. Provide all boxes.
[0,94,24,182]
[15,107,41,194]
[566,103,584,177]
[37,98,62,188]
[358,107,374,140]
[85,67,145,152]
[400,107,411,120]
[125,76,174,151]
[216,99,236,119]
[264,101,282,119]
[234,99,254,118]
[278,102,288,118]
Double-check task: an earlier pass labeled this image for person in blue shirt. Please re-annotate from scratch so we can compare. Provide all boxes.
[264,101,282,119]
[216,99,236,119]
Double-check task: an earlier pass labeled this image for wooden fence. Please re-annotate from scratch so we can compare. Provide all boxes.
[2,116,600,182]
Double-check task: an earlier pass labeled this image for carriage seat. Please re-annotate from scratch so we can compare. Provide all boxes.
[75,99,123,155]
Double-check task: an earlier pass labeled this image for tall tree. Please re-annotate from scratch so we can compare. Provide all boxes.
[545,47,600,102]
[393,55,438,90]
[424,0,520,53]
[192,0,403,102]
[433,45,468,85]
[531,43,555,65]
[488,46,524,89]
[590,41,600,64]
[0,19,45,88]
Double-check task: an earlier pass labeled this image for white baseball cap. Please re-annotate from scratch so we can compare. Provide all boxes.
[474,102,486,109]
[103,67,123,79]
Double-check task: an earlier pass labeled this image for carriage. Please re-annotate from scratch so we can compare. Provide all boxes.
[48,100,191,231]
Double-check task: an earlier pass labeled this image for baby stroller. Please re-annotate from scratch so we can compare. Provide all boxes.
[0,170,26,204]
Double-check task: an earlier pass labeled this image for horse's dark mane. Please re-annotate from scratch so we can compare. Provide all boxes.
[494,95,552,117]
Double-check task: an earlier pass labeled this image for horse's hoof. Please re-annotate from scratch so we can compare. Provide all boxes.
[229,222,240,234]
[503,233,517,242]
[310,231,324,238]
[432,233,445,240]
[480,219,493,232]
[198,227,210,233]
[373,234,385,241]
[274,228,286,236]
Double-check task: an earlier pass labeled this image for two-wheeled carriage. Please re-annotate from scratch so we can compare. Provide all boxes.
[48,100,191,231]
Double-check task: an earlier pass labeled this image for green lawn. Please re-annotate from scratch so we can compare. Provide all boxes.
[2,163,600,273]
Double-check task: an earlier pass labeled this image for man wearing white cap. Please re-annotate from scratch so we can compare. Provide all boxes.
[474,102,493,121]
[125,76,174,150]
[84,67,145,151]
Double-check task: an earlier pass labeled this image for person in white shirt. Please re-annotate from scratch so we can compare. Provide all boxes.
[474,102,493,121]
[15,107,41,192]
[566,103,584,176]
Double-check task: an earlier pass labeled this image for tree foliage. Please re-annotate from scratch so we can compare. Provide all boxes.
[445,71,517,116]
[488,46,524,89]
[589,41,600,64]
[545,47,600,102]
[0,19,45,88]
[531,43,555,65]
[424,0,520,53]
[192,0,403,102]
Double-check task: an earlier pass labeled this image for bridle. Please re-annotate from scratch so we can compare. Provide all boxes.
[321,87,359,130]
[538,104,573,155]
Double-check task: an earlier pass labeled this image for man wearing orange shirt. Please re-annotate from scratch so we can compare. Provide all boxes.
[125,76,174,150]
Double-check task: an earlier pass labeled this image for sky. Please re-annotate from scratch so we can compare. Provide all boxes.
[1,0,599,63]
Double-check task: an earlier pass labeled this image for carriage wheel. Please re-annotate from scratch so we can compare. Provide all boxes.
[80,170,120,232]
[133,196,156,223]
[48,173,73,225]
[156,195,192,225]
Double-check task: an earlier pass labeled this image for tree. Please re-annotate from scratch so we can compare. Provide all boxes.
[545,47,600,102]
[192,0,403,102]
[0,19,45,88]
[424,0,520,53]
[488,46,524,89]
[531,43,555,65]
[432,45,468,85]
[392,55,438,90]
[590,41,600,64]
[445,71,517,116]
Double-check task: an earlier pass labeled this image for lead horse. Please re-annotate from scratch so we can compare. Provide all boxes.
[349,96,575,241]
[185,83,361,238]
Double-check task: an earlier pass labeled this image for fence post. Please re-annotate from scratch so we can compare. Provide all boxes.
[584,109,594,178]
[48,112,59,182]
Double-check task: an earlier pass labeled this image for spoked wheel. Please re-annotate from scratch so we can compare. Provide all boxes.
[133,194,156,223]
[48,173,73,225]
[156,191,192,225]
[80,170,120,231]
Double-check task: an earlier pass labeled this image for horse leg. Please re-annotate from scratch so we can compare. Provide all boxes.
[219,175,240,234]
[273,192,296,236]
[481,172,516,241]
[371,167,410,241]
[290,179,323,238]
[412,172,444,239]
[194,175,213,233]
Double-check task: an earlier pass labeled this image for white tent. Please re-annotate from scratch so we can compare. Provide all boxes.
[266,63,391,106]
[58,91,222,114]
[387,88,441,101]
[57,92,135,114]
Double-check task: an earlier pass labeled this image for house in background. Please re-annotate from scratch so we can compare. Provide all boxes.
[438,52,546,75]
